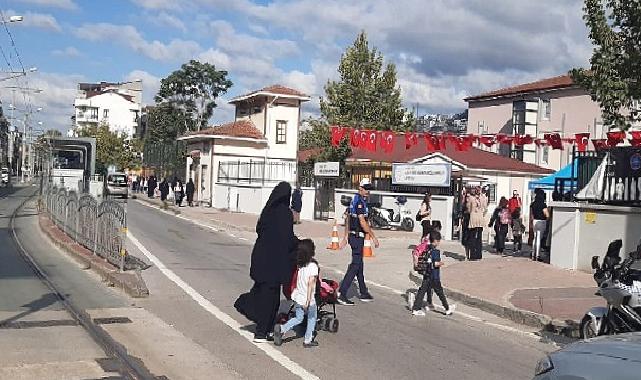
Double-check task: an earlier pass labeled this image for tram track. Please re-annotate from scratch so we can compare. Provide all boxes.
[9,192,160,380]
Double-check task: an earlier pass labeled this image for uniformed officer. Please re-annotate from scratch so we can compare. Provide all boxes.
[338,178,379,305]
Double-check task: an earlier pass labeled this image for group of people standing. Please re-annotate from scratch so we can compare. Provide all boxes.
[131,175,196,207]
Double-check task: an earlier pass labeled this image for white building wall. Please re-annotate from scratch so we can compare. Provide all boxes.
[74,93,140,138]
[265,100,300,161]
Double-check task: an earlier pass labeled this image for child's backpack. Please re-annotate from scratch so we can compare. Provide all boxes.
[412,237,430,271]
[499,208,511,225]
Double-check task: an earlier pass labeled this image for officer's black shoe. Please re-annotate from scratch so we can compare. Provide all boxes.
[359,293,374,302]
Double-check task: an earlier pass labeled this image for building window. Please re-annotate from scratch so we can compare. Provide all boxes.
[276,120,287,144]
[542,145,549,164]
[90,108,98,120]
[103,109,109,118]
[252,106,262,114]
[540,100,551,120]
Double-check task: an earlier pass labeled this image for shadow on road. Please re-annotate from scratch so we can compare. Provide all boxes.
[0,292,60,327]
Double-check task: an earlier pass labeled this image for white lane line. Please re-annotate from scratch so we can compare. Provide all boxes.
[127,232,318,380]
[136,200,225,234]
[325,266,540,340]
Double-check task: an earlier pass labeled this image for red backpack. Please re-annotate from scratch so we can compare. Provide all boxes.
[412,237,431,271]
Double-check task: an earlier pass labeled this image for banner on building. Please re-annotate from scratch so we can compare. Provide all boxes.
[392,163,451,187]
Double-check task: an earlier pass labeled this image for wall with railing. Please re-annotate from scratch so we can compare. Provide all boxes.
[217,160,297,185]
[42,181,128,271]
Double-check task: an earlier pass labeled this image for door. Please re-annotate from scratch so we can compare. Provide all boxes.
[314,177,337,220]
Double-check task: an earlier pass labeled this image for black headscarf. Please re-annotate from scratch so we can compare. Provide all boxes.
[250,182,298,284]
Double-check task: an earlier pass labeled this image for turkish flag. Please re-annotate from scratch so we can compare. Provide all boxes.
[405,133,419,150]
[545,133,564,150]
[331,126,348,146]
[534,138,547,146]
[629,131,641,147]
[364,130,378,152]
[592,139,608,151]
[478,135,494,147]
[607,131,625,147]
[514,134,533,146]
[380,131,395,153]
[575,133,590,152]
[424,133,442,152]
[452,135,473,151]
[350,129,361,147]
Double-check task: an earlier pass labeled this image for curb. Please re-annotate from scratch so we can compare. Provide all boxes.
[408,271,580,338]
[38,214,149,298]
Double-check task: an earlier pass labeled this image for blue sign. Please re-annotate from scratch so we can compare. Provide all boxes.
[631,153,641,171]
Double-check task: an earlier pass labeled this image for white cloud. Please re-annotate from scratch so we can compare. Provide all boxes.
[148,12,186,32]
[12,0,77,10]
[5,10,62,32]
[52,46,81,57]
[210,20,299,61]
[196,48,230,68]
[130,0,180,10]
[124,70,160,105]
[75,23,201,61]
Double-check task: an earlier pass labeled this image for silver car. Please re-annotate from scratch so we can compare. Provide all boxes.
[105,173,128,199]
[534,333,641,380]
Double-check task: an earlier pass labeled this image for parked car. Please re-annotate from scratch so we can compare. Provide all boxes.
[1,167,9,185]
[533,332,641,380]
[105,172,128,199]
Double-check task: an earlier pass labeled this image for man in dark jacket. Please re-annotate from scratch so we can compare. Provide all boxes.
[186,178,195,206]
[159,178,170,202]
[147,176,157,198]
[291,186,302,224]
[249,182,299,342]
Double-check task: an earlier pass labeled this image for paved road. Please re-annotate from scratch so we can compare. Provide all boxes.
[126,200,557,380]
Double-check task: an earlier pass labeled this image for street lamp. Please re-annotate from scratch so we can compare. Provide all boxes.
[8,15,23,23]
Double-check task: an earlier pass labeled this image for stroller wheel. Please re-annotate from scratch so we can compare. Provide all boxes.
[330,318,339,333]
[323,318,332,331]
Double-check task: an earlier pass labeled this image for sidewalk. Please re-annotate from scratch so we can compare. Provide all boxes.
[133,195,601,336]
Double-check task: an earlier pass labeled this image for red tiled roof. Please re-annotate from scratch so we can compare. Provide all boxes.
[349,136,554,175]
[465,74,576,101]
[192,120,265,140]
[298,148,321,162]
[231,84,309,102]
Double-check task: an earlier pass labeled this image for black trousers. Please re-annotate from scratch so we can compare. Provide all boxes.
[338,236,369,297]
[513,234,523,251]
[469,227,483,260]
[421,220,432,239]
[412,274,448,311]
[254,282,281,338]
[496,224,508,252]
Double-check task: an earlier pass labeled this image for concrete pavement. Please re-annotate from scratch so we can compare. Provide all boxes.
[126,198,559,379]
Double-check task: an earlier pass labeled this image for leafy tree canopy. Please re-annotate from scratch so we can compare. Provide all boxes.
[155,60,233,132]
[571,0,641,130]
[321,31,415,131]
[299,118,351,163]
[77,123,141,173]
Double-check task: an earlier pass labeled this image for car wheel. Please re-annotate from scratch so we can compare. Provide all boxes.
[580,314,600,339]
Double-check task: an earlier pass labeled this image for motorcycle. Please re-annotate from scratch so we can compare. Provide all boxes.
[368,196,415,232]
[580,239,641,339]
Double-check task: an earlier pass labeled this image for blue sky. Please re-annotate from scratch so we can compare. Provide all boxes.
[0,0,592,133]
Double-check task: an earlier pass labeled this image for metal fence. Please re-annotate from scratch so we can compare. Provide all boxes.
[42,181,128,271]
[217,160,297,185]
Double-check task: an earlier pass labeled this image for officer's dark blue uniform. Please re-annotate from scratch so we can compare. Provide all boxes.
[338,193,371,299]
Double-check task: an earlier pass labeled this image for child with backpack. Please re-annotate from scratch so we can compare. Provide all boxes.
[274,239,319,348]
[408,231,455,316]
[489,197,511,256]
[511,207,524,255]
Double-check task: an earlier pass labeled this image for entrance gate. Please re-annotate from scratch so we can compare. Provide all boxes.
[314,177,338,220]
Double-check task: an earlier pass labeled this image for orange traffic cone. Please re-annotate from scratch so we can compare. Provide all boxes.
[327,221,340,250]
[363,233,374,257]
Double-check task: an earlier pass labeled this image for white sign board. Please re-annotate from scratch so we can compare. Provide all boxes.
[314,162,340,177]
[392,163,451,187]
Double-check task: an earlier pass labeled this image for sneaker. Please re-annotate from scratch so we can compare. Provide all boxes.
[337,296,355,306]
[412,309,426,316]
[445,304,456,316]
[273,324,283,346]
[253,335,268,343]
[303,341,319,348]
[406,292,415,310]
[426,304,436,312]
[359,293,374,302]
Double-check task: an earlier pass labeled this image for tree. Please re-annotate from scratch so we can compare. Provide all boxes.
[142,104,188,177]
[571,0,641,130]
[155,60,233,132]
[321,31,415,131]
[77,124,141,173]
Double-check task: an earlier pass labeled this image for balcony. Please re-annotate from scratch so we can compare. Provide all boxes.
[75,112,99,123]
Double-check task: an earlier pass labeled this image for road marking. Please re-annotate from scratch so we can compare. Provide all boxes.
[127,232,318,380]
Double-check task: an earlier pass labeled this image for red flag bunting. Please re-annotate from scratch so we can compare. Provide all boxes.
[405,132,419,150]
[478,135,494,147]
[606,131,625,147]
[350,129,361,147]
[452,135,473,151]
[534,138,547,146]
[330,126,348,146]
[513,134,533,146]
[380,131,395,153]
[592,139,608,151]
[629,131,641,147]
[574,133,590,152]
[364,130,378,152]
[545,133,563,150]
[424,133,443,152]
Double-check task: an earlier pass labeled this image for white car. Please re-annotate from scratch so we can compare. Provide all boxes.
[534,333,641,379]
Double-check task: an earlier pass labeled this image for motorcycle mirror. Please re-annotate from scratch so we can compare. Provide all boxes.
[591,256,600,270]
